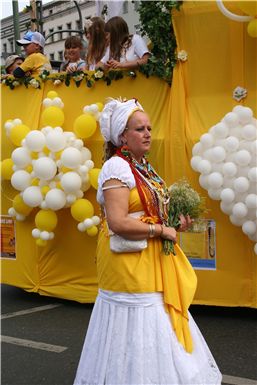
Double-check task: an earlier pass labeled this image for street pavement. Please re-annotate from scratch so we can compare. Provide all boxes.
[1,284,257,385]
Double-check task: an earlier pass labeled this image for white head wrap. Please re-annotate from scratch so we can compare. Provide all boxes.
[99,98,144,146]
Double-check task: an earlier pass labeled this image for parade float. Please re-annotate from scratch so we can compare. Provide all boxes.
[1,1,257,307]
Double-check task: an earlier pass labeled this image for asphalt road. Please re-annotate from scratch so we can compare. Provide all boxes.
[1,284,257,385]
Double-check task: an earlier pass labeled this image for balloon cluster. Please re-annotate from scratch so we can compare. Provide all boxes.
[191,106,257,254]
[216,0,257,38]
[1,91,102,247]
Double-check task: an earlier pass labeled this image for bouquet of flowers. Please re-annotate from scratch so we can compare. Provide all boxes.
[163,178,207,255]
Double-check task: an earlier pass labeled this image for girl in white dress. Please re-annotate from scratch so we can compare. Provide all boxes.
[84,17,106,71]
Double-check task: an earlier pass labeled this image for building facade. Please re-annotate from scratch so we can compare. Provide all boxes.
[1,0,141,67]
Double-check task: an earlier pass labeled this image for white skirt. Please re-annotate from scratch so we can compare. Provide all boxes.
[74,290,222,385]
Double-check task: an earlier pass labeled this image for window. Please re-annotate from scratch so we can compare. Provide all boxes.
[58,26,63,40]
[58,51,63,61]
[49,28,54,43]
[134,1,140,11]
[49,9,53,15]
[66,22,72,36]
[50,53,55,61]
[3,43,7,53]
[76,20,81,31]
[9,39,14,53]
[123,1,128,14]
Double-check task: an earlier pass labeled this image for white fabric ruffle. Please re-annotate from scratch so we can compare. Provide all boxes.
[97,157,136,205]
[74,290,222,385]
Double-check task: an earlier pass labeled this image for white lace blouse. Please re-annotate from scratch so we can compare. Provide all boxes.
[97,157,136,205]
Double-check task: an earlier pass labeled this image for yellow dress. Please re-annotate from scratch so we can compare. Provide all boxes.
[96,187,198,353]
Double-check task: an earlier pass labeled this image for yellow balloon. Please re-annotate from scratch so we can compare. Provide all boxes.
[41,106,64,127]
[10,124,30,146]
[96,102,104,112]
[36,239,47,247]
[47,90,58,99]
[247,19,257,37]
[35,209,58,231]
[13,194,33,216]
[73,114,97,139]
[89,168,101,190]
[71,199,94,222]
[1,158,14,179]
[87,226,98,236]
[238,1,257,16]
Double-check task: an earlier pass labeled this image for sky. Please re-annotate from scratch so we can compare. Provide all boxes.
[1,0,53,20]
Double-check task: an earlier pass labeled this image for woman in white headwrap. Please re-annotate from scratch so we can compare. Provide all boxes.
[73,98,222,385]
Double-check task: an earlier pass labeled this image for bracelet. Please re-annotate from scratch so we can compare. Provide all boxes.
[149,223,155,238]
[159,224,164,237]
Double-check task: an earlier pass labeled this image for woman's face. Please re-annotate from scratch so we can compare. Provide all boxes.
[121,111,152,162]
[23,42,39,55]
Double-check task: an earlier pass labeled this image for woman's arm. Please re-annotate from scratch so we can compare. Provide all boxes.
[103,179,177,242]
[105,53,150,70]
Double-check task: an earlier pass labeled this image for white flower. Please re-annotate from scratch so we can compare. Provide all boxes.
[74,73,84,82]
[177,50,188,62]
[53,79,62,86]
[233,86,247,102]
[94,70,104,79]
[29,79,40,88]
[13,81,20,87]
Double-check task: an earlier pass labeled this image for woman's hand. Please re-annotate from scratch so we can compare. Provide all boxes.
[106,59,122,69]
[66,63,78,73]
[178,214,193,232]
[160,226,177,243]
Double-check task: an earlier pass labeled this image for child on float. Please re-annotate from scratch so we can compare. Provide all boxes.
[62,36,86,73]
[84,17,106,71]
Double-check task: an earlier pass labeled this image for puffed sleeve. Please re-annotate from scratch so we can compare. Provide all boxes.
[132,34,149,58]
[96,157,136,205]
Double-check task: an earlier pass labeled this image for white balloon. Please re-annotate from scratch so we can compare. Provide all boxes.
[92,215,100,225]
[199,174,210,190]
[83,218,94,228]
[33,157,57,180]
[8,207,16,217]
[25,130,46,152]
[212,146,226,162]
[242,221,256,236]
[85,159,94,169]
[250,140,257,154]
[220,188,235,203]
[211,163,224,173]
[81,147,92,162]
[63,131,75,141]
[248,167,257,182]
[41,126,53,135]
[245,194,257,209]
[16,213,26,221]
[74,139,84,149]
[234,150,251,166]
[232,202,248,218]
[208,172,223,189]
[190,156,202,171]
[208,188,221,200]
[198,159,212,175]
[222,177,236,189]
[11,147,31,168]
[66,194,77,204]
[79,165,89,175]
[45,188,66,210]
[75,190,84,198]
[200,133,214,148]
[220,201,234,215]
[242,124,256,141]
[78,222,87,232]
[202,149,213,161]
[237,166,250,178]
[192,142,203,156]
[5,121,14,130]
[61,147,82,169]
[229,214,245,226]
[40,231,50,240]
[236,107,253,125]
[225,136,239,152]
[49,232,55,240]
[32,228,40,238]
[23,186,43,207]
[229,126,242,139]
[254,243,257,255]
[43,98,52,107]
[46,131,66,152]
[223,112,239,128]
[233,177,250,193]
[11,170,31,191]
[61,172,82,192]
[248,233,257,242]
[216,0,252,22]
[213,122,229,139]
[13,118,22,125]
[222,162,237,177]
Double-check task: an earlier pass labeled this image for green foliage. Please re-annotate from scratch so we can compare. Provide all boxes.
[137,1,182,85]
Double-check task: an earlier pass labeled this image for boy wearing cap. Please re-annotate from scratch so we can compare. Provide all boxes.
[13,31,52,78]
[5,55,24,75]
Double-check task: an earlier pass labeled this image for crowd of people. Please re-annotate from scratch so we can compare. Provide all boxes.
[2,16,150,77]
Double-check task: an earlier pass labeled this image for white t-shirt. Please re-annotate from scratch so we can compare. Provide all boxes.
[101,34,149,64]
[97,157,135,205]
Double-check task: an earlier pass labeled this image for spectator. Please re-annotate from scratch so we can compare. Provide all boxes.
[99,16,150,70]
[62,36,86,73]
[5,55,24,75]
[13,31,52,78]
[84,17,106,70]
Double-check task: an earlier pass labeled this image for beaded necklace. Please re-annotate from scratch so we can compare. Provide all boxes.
[116,146,170,225]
